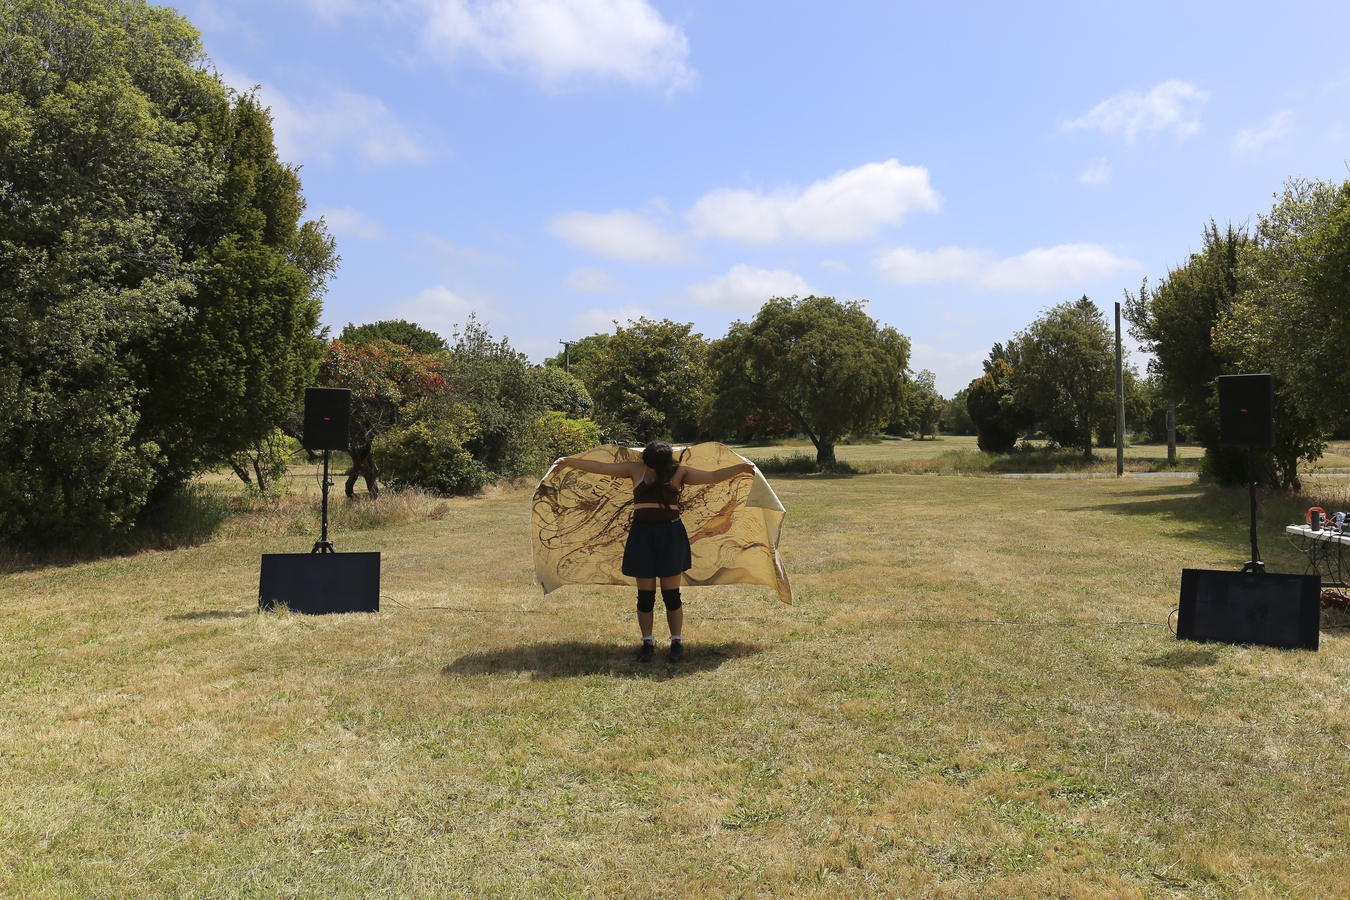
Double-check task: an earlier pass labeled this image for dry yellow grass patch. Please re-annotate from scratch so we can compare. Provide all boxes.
[2,474,1349,897]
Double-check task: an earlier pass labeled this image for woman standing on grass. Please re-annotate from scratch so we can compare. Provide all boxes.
[551,441,755,662]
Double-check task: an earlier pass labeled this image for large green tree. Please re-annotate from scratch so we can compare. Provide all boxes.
[708,296,910,465]
[446,316,556,476]
[577,318,710,443]
[546,332,609,373]
[139,92,336,487]
[0,0,334,546]
[1127,222,1319,487]
[340,319,447,355]
[1009,297,1116,459]
[965,357,1027,452]
[942,388,976,436]
[889,369,941,439]
[1125,225,1244,479]
[1215,179,1348,472]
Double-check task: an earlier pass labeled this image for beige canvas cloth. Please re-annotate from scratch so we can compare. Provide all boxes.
[531,442,792,602]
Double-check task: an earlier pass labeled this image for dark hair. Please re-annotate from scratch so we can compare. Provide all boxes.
[642,441,678,488]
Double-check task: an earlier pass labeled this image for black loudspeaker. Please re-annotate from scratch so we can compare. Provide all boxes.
[259,552,380,614]
[1177,568,1320,650]
[303,387,351,452]
[1218,374,1275,447]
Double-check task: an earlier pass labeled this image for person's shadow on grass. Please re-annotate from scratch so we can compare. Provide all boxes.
[443,640,761,680]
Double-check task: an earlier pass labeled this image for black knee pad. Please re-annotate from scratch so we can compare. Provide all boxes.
[661,588,682,611]
[636,590,656,613]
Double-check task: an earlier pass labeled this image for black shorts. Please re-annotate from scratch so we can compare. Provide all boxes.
[621,519,692,579]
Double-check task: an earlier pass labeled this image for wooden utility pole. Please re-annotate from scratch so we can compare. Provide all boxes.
[1115,302,1125,477]
[559,340,574,373]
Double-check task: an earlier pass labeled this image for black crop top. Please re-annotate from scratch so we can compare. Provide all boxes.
[633,477,680,521]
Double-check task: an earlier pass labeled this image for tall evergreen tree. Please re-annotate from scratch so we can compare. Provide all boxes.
[0,0,335,546]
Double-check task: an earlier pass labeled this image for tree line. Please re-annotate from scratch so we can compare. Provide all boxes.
[965,178,1350,489]
[550,298,915,467]
[321,296,920,506]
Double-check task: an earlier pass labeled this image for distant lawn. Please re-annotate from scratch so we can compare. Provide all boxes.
[732,435,1205,475]
[2,473,1349,896]
[734,435,1350,478]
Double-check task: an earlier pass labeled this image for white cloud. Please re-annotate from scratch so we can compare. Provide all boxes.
[565,266,623,292]
[1077,158,1111,186]
[872,246,988,285]
[416,0,694,91]
[686,264,813,314]
[1234,110,1293,153]
[874,243,1137,292]
[1061,80,1209,142]
[549,210,693,264]
[261,83,427,166]
[318,206,386,241]
[569,303,652,334]
[687,159,939,245]
[397,285,478,335]
[981,244,1136,291]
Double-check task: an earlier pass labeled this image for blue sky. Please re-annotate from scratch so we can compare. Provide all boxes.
[188,0,1350,395]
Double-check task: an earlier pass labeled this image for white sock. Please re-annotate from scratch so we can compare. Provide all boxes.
[642,635,654,643]
[670,635,682,642]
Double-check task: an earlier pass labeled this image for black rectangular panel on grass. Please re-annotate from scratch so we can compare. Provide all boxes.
[259,552,380,614]
[1177,568,1319,650]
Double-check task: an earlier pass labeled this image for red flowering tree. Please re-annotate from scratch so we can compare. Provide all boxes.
[317,339,451,496]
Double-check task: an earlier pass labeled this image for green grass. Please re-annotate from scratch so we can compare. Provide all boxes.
[733,435,1209,476]
[2,473,1350,897]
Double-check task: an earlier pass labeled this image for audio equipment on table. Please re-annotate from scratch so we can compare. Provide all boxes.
[1307,507,1326,531]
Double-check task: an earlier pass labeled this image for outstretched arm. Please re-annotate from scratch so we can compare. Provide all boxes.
[549,456,645,480]
[678,461,755,485]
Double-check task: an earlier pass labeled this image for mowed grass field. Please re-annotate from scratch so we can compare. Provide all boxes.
[737,434,1205,466]
[3,471,1350,898]
[733,435,1350,476]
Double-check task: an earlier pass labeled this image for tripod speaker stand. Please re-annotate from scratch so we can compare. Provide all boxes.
[1218,374,1275,574]
[258,386,379,615]
[303,387,351,554]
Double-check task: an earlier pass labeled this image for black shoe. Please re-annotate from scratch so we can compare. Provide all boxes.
[669,640,684,663]
[638,641,655,662]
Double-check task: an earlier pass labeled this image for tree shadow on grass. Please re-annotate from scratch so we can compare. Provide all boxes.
[443,640,762,681]
[1065,483,1298,542]
[1144,647,1219,669]
[165,609,254,621]
[1067,484,1325,577]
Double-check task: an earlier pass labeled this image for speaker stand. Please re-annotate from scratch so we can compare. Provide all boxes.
[1242,444,1265,574]
[312,449,336,554]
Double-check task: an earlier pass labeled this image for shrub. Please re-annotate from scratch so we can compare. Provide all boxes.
[375,400,488,495]
[529,412,603,470]
[755,452,856,475]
